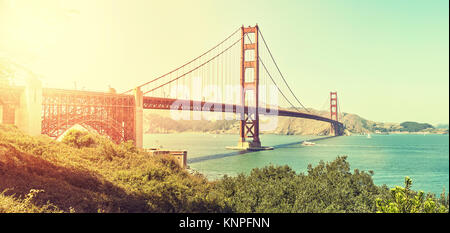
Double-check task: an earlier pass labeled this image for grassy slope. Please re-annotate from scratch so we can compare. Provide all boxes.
[1,124,447,213]
[0,124,220,213]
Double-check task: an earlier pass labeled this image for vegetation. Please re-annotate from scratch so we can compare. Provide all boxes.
[376,177,448,213]
[0,124,448,213]
[61,130,96,148]
[399,121,434,132]
[0,125,221,213]
[211,159,448,213]
[0,189,63,213]
[211,157,391,213]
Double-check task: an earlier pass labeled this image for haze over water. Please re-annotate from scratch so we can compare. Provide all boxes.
[144,133,449,195]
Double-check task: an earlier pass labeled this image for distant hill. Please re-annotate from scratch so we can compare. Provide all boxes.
[435,124,449,129]
[399,122,434,132]
[143,110,448,135]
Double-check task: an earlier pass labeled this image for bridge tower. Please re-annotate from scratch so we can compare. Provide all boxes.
[238,25,260,149]
[134,87,144,149]
[229,25,271,151]
[234,25,261,150]
[330,91,338,136]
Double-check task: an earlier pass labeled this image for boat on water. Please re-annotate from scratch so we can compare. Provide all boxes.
[302,141,315,146]
[367,133,372,139]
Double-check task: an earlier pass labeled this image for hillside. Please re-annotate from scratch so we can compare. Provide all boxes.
[0,124,447,213]
[144,110,448,135]
[0,124,219,213]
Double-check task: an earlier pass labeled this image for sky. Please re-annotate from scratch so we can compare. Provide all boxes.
[0,0,448,124]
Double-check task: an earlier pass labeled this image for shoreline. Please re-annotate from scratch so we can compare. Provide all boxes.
[144,131,449,136]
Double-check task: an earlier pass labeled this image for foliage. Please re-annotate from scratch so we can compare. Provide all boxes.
[61,129,96,148]
[400,121,434,132]
[0,125,220,212]
[211,156,391,213]
[0,189,62,213]
[375,177,448,213]
[1,124,447,213]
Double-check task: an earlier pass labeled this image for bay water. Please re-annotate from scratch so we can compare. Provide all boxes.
[144,133,449,195]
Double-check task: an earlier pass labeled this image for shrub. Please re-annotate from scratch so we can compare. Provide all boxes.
[211,156,390,213]
[376,177,448,213]
[0,189,62,213]
[61,129,96,148]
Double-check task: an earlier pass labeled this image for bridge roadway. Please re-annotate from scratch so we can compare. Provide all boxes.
[142,96,343,127]
[38,88,342,127]
[1,86,343,149]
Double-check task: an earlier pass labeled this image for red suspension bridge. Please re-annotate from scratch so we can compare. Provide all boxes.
[1,25,344,150]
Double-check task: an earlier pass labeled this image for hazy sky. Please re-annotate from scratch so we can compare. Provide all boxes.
[0,0,448,124]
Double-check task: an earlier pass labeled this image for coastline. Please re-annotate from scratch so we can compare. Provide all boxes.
[143,130,449,136]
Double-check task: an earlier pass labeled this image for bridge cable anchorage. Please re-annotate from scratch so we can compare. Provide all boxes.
[258,28,311,113]
[122,27,241,94]
[143,36,243,95]
[244,33,303,113]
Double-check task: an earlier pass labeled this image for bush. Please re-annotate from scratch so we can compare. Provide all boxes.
[376,177,448,213]
[61,129,96,148]
[0,189,62,213]
[211,156,391,213]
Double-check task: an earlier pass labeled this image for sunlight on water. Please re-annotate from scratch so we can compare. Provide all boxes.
[144,133,449,195]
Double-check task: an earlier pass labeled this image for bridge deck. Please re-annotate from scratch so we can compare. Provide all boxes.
[142,96,343,126]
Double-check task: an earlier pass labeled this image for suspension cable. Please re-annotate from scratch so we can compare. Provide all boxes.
[258,28,310,112]
[144,37,242,95]
[245,33,302,112]
[122,27,241,94]
[259,56,303,112]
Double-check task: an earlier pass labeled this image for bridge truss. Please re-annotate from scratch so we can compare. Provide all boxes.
[41,88,135,143]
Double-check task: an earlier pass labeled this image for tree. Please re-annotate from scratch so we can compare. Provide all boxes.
[400,122,434,132]
[211,156,390,213]
[376,177,448,213]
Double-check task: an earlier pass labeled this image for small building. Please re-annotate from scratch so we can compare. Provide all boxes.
[145,148,188,169]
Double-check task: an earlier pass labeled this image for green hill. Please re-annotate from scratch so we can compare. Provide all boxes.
[0,124,219,213]
[399,121,434,132]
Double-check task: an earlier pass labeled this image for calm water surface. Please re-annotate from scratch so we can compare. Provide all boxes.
[144,133,449,195]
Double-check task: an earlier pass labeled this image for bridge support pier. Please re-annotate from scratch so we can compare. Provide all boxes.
[231,141,271,151]
[16,76,42,136]
[134,87,144,149]
[330,123,337,136]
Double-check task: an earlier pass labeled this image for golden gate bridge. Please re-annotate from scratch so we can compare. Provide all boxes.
[0,25,344,150]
